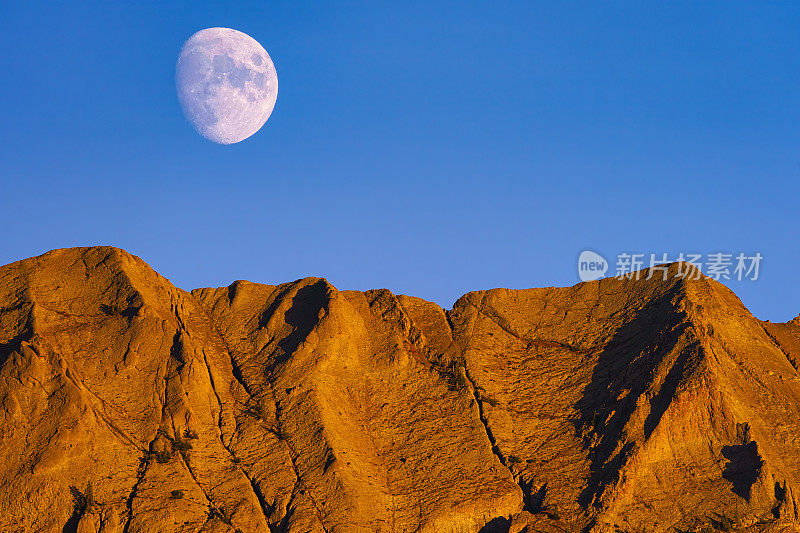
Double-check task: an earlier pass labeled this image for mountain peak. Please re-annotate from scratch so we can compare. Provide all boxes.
[0,247,798,532]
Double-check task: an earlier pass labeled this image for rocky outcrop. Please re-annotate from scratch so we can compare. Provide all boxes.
[0,247,798,532]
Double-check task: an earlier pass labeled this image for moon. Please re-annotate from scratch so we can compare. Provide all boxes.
[176,28,278,144]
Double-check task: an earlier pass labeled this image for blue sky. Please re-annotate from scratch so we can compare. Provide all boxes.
[1,1,798,321]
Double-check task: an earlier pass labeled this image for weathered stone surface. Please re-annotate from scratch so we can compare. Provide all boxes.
[450,266,800,532]
[0,247,798,532]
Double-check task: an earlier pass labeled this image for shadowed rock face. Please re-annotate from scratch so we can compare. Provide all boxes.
[0,247,798,533]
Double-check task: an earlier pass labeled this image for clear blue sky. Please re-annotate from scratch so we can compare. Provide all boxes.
[1,1,798,321]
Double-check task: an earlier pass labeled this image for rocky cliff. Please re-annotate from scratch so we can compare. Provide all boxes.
[0,247,798,533]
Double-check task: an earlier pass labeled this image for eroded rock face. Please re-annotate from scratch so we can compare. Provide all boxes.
[0,247,798,532]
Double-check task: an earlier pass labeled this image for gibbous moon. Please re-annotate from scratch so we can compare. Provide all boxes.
[176,28,278,144]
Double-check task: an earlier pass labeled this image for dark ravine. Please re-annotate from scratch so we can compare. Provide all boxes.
[0,246,799,532]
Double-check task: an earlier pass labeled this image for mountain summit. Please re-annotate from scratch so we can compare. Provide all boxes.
[0,247,798,532]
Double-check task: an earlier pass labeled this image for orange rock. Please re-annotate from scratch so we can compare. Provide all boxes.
[0,248,798,532]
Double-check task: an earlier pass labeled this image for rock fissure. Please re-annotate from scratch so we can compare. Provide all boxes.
[274,394,330,533]
[761,322,798,372]
[122,435,158,533]
[199,345,273,525]
[475,303,590,355]
[462,363,511,471]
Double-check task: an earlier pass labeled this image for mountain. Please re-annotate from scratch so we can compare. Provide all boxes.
[0,247,798,533]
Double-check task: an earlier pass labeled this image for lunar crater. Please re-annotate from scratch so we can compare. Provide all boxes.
[176,27,278,144]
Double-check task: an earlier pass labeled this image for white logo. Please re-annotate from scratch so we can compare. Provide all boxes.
[578,250,608,282]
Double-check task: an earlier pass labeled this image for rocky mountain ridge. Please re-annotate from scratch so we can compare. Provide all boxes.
[0,247,799,533]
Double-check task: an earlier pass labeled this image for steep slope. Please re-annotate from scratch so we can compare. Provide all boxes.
[0,247,268,532]
[449,264,800,532]
[762,316,800,373]
[0,247,798,533]
[0,248,519,532]
[191,281,521,531]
